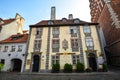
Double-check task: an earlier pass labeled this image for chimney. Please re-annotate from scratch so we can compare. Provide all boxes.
[68,14,73,19]
[51,6,56,20]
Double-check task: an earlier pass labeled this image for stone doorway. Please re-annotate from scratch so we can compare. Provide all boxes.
[88,53,97,71]
[11,59,22,72]
[32,55,40,72]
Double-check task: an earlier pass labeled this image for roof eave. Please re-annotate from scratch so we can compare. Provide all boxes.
[30,23,99,27]
[0,41,27,44]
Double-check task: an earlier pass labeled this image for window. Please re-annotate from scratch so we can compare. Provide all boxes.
[52,39,59,52]
[83,25,91,36]
[1,59,5,65]
[62,18,67,22]
[11,35,23,40]
[74,18,80,23]
[3,46,8,52]
[70,26,77,37]
[36,28,43,38]
[52,27,59,38]
[85,38,94,50]
[0,46,1,52]
[34,40,41,51]
[71,39,79,52]
[48,20,53,25]
[51,55,60,65]
[18,45,22,52]
[11,46,15,52]
[72,55,80,65]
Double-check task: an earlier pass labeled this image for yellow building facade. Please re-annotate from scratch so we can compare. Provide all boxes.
[25,18,105,72]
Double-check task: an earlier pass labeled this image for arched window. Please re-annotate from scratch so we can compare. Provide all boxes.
[48,20,53,25]
[74,18,80,23]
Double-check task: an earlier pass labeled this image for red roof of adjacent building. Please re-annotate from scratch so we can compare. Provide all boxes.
[0,18,15,26]
[0,34,28,43]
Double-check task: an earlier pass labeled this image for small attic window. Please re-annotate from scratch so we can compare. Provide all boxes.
[62,18,67,22]
[11,35,23,40]
[74,18,80,23]
[48,20,53,25]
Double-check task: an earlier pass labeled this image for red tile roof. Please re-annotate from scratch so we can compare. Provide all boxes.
[30,19,98,27]
[0,34,28,43]
[0,18,15,26]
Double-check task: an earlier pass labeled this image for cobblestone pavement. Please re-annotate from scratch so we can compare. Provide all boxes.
[0,71,120,80]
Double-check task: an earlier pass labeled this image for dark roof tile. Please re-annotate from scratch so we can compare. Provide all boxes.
[30,19,97,27]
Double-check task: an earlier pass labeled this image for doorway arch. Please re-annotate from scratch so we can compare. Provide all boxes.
[32,55,40,72]
[11,59,22,72]
[88,53,97,71]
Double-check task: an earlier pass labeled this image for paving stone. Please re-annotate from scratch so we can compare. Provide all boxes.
[0,72,120,80]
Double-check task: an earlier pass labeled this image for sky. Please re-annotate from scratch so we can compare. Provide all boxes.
[0,0,91,30]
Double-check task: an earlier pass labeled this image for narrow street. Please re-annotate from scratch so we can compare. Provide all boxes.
[0,71,120,80]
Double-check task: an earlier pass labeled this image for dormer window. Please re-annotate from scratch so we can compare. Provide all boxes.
[48,20,53,25]
[74,18,80,23]
[11,35,23,40]
[62,18,67,22]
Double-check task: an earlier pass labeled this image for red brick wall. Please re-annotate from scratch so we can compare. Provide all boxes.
[90,0,120,66]
[98,5,120,45]
[93,0,120,45]
[111,0,120,21]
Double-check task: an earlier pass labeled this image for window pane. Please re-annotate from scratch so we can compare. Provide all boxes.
[56,60,59,64]
[4,46,8,52]
[1,59,5,64]
[0,46,1,51]
[52,27,59,38]
[70,26,77,34]
[72,55,76,58]
[51,55,59,65]
[52,39,59,52]
[71,39,79,47]
[52,56,55,59]
[34,40,41,51]
[52,60,55,65]
[73,60,76,64]
[18,45,22,52]
[85,38,94,50]
[36,28,43,38]
[83,25,90,33]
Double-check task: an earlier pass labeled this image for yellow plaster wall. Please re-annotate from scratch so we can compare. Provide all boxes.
[40,27,48,69]
[80,25,88,68]
[25,25,103,70]
[91,25,102,57]
[25,27,36,69]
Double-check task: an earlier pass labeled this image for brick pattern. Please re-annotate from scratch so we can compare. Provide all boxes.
[90,0,120,45]
[89,0,120,66]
